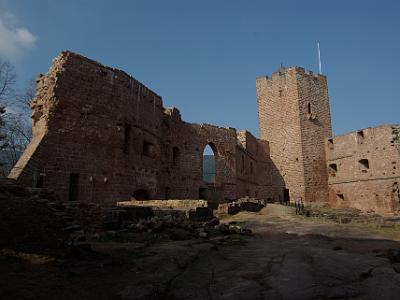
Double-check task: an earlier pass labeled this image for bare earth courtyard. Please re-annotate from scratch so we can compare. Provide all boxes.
[2,202,400,300]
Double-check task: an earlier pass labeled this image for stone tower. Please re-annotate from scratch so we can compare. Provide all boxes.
[256,67,332,203]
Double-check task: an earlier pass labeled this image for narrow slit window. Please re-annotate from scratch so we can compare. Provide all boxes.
[172,147,180,166]
[123,124,131,154]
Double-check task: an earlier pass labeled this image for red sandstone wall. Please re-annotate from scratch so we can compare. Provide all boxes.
[257,69,303,202]
[257,67,331,203]
[327,125,400,215]
[9,51,276,204]
[235,131,281,200]
[11,52,165,203]
[160,113,239,201]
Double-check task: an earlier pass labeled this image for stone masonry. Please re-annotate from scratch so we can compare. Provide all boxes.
[9,52,276,205]
[8,51,400,215]
[326,125,400,215]
[256,67,332,204]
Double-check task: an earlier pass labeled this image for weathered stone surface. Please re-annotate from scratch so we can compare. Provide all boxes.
[257,67,332,204]
[327,125,400,215]
[7,51,400,216]
[8,51,276,205]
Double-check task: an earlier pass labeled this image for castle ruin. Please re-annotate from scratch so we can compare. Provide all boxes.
[9,51,400,215]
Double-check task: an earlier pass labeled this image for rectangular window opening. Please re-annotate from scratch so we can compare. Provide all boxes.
[69,173,80,202]
[359,159,369,172]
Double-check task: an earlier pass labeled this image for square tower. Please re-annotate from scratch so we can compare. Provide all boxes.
[256,67,332,203]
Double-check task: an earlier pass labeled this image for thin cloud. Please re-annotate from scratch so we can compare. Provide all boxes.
[0,12,37,62]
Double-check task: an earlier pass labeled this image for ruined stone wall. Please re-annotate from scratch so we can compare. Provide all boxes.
[9,51,277,204]
[10,52,165,203]
[257,67,331,203]
[160,113,239,201]
[235,131,282,200]
[327,125,400,215]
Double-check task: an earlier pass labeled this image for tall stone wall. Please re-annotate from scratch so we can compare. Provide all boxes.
[10,52,165,204]
[9,51,275,204]
[327,125,400,215]
[256,67,332,203]
[160,112,239,201]
[11,51,397,215]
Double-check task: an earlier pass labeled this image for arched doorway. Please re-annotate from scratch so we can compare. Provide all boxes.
[132,189,150,200]
[203,143,217,182]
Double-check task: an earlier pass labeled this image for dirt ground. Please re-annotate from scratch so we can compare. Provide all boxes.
[1,204,400,300]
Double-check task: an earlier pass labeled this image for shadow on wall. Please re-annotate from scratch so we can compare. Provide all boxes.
[268,159,287,204]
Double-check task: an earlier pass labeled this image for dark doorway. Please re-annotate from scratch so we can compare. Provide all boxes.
[132,189,150,200]
[69,173,80,201]
[199,188,207,200]
[283,188,290,204]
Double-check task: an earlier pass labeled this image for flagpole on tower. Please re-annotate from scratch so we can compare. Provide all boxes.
[317,42,322,74]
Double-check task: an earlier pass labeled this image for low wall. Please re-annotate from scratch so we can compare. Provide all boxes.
[117,199,208,212]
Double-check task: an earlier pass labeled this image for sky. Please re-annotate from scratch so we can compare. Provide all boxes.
[0,0,399,137]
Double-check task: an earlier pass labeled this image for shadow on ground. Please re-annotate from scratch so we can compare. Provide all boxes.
[1,201,400,300]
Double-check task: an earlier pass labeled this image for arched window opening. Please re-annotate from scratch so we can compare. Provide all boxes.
[203,143,216,182]
[132,189,150,200]
[359,159,369,172]
[307,102,312,114]
[172,147,180,166]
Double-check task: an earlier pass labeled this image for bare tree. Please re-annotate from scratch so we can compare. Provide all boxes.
[0,59,34,176]
[16,78,35,114]
[0,60,16,104]
[0,60,16,175]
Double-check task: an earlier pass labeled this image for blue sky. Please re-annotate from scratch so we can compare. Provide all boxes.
[0,0,399,136]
